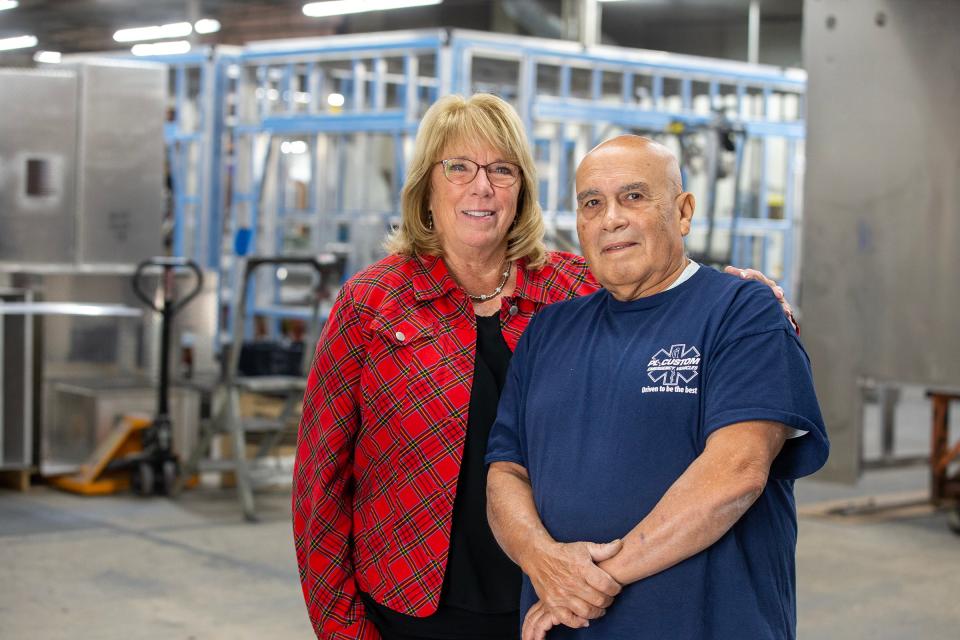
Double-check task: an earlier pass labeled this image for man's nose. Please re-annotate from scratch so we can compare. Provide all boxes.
[601,201,628,232]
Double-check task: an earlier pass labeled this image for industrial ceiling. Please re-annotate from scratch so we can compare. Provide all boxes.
[0,0,803,64]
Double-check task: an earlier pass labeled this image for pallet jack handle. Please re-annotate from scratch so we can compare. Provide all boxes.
[132,257,204,315]
[132,257,203,419]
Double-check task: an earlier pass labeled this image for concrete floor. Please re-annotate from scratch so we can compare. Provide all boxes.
[795,468,960,639]
[0,485,311,640]
[1,466,957,640]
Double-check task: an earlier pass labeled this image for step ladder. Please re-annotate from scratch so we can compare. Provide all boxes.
[180,256,334,521]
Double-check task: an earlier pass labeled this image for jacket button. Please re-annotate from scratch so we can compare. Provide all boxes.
[508,305,519,316]
[395,331,405,342]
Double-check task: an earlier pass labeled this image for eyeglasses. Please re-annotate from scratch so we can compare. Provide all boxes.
[438,158,522,188]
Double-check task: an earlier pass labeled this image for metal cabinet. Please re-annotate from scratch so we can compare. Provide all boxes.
[0,62,165,268]
[42,378,200,476]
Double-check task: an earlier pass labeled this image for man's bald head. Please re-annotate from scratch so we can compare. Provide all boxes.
[577,135,683,201]
[573,134,696,301]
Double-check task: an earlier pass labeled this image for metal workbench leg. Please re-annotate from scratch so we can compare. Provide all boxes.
[930,394,949,505]
[227,385,257,522]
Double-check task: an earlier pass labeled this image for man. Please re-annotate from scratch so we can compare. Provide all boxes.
[485,135,829,640]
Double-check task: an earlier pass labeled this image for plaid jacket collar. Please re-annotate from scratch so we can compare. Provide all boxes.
[412,253,554,304]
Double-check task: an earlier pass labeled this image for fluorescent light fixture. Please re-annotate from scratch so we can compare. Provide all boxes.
[114,22,192,43]
[0,35,37,51]
[303,0,442,19]
[0,1,19,11]
[280,141,308,154]
[131,40,192,57]
[327,92,345,107]
[34,50,61,63]
[194,18,221,34]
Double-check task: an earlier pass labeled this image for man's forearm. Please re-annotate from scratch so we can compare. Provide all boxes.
[599,421,787,586]
[487,462,555,571]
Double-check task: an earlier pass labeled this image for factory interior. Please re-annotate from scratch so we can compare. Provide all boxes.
[1,0,958,638]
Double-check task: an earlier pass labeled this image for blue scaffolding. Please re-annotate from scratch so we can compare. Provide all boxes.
[446,31,805,291]
[135,46,238,272]
[153,29,806,347]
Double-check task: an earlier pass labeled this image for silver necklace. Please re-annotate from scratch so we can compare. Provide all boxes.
[466,262,512,302]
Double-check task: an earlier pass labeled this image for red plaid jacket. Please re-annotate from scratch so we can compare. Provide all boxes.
[293,251,599,639]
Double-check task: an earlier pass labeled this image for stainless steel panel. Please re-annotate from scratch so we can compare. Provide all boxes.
[0,70,79,264]
[0,62,164,268]
[801,0,960,481]
[74,61,165,264]
[10,273,149,379]
[42,378,200,476]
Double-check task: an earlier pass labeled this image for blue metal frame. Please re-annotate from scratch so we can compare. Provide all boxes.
[448,30,806,298]
[221,33,447,340]
[136,47,242,276]
[150,29,806,345]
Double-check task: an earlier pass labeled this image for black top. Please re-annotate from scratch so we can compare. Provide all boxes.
[363,313,521,639]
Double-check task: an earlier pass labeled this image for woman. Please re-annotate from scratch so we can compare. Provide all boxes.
[293,93,792,639]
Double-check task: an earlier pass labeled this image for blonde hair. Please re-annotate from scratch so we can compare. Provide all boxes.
[384,93,546,268]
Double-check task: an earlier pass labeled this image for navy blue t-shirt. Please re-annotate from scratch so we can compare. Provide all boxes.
[485,264,829,640]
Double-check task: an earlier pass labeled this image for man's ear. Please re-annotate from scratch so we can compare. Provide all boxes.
[678,192,696,236]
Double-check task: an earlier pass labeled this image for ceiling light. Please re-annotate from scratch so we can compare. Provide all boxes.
[114,22,193,43]
[194,19,221,35]
[34,50,61,63]
[0,35,37,52]
[131,40,192,57]
[0,1,19,11]
[303,0,442,19]
[281,141,308,155]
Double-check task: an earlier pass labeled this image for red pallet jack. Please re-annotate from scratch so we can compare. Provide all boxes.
[52,257,202,496]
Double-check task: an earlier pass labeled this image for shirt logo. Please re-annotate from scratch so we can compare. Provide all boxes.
[642,344,701,394]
